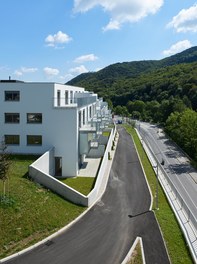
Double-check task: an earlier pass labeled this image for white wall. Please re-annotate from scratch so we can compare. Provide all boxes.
[0,82,54,154]
[29,162,88,206]
[0,82,79,176]
[0,81,109,177]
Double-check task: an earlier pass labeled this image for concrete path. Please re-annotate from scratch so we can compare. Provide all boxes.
[78,157,101,177]
[3,127,170,264]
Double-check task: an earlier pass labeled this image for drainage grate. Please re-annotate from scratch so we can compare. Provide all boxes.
[45,240,54,246]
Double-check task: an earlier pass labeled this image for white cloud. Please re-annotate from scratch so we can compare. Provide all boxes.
[0,66,9,71]
[60,73,74,82]
[21,67,38,73]
[73,0,164,31]
[43,67,59,76]
[74,54,98,63]
[167,4,197,33]
[14,67,38,77]
[95,67,103,72]
[69,65,88,75]
[14,70,23,77]
[45,31,72,47]
[162,40,192,56]
[103,20,120,31]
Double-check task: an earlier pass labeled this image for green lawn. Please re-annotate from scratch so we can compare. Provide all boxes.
[102,131,110,137]
[124,125,193,264]
[128,242,143,264]
[0,156,85,259]
[60,177,96,196]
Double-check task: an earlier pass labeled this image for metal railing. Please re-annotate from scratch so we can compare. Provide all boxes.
[54,95,97,108]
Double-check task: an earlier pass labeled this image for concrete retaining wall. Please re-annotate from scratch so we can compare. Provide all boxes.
[29,148,88,206]
[87,127,116,206]
[29,126,116,207]
[30,148,55,175]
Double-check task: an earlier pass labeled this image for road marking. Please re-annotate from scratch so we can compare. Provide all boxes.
[140,123,197,212]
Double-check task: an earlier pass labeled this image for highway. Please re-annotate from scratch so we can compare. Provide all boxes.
[137,122,197,220]
[3,127,170,264]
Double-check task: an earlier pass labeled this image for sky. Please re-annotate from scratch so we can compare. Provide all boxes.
[0,0,197,83]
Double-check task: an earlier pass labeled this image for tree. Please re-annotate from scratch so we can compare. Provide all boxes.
[145,100,160,122]
[114,105,123,116]
[0,141,11,197]
[165,109,197,162]
[179,109,197,160]
[105,98,113,110]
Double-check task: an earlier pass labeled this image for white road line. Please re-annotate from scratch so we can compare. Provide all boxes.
[140,124,197,212]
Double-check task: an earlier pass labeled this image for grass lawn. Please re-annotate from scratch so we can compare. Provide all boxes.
[124,125,193,264]
[102,131,110,137]
[60,177,96,196]
[128,242,143,264]
[0,155,86,259]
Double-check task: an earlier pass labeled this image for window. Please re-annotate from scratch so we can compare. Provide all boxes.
[78,111,81,128]
[5,91,20,101]
[89,106,92,118]
[70,91,73,104]
[5,135,20,145]
[57,90,61,106]
[65,90,68,104]
[83,109,85,125]
[5,113,20,123]
[27,135,42,145]
[27,113,42,123]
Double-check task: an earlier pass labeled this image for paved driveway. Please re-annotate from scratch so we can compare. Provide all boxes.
[4,127,170,264]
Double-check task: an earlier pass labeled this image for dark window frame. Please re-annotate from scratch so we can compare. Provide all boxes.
[5,135,20,145]
[27,135,42,146]
[27,113,42,124]
[5,113,20,123]
[5,91,20,101]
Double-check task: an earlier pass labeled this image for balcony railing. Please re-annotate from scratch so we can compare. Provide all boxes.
[54,95,97,108]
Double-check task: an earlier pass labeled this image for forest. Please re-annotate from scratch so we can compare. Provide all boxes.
[67,47,197,163]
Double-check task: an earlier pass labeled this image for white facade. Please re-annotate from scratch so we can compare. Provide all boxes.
[0,80,110,177]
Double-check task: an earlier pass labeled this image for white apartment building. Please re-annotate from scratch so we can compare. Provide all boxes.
[0,79,111,177]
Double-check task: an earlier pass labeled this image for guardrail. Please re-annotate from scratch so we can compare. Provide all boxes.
[136,129,197,263]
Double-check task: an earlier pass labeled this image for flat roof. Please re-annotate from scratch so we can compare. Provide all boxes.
[0,79,24,83]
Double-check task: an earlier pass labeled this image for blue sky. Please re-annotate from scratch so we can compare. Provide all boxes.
[0,0,197,83]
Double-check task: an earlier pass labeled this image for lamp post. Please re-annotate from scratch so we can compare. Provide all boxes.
[155,158,165,210]
[156,160,159,210]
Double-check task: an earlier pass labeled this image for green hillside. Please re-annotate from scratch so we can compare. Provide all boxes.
[67,46,197,109]
[67,47,197,164]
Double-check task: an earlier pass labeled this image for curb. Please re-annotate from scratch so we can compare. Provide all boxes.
[121,237,146,264]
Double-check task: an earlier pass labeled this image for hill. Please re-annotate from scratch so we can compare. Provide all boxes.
[67,46,197,109]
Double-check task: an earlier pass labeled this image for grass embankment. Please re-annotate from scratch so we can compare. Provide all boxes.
[124,125,193,264]
[0,156,85,259]
[128,242,143,264]
[60,177,95,196]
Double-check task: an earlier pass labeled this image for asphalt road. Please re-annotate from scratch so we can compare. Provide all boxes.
[4,127,170,264]
[138,122,197,219]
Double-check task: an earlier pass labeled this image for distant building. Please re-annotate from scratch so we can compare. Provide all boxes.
[0,80,111,177]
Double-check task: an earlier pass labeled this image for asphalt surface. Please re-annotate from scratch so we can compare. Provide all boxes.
[4,127,170,264]
[138,122,197,220]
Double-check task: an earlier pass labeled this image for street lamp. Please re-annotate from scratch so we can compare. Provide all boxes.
[155,159,165,210]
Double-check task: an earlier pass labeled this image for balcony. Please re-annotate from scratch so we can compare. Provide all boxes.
[54,94,97,108]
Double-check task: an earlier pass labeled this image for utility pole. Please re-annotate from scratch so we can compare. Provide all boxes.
[156,160,159,210]
[155,159,165,210]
